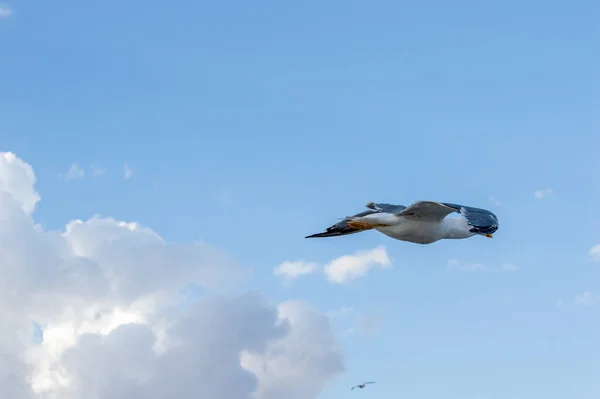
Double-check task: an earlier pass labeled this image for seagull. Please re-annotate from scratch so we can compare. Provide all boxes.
[351,381,376,391]
[305,201,498,244]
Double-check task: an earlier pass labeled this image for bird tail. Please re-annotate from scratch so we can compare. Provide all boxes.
[305,217,363,239]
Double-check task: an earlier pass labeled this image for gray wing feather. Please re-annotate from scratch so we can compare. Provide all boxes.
[305,209,379,238]
[441,202,499,234]
[305,202,406,238]
[366,202,407,214]
[397,201,457,221]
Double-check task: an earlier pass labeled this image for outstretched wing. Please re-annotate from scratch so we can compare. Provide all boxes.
[441,202,499,234]
[305,209,380,238]
[364,381,376,385]
[397,201,458,221]
[306,202,406,239]
[351,386,359,390]
[366,202,407,214]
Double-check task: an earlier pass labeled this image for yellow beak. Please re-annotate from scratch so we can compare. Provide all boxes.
[484,234,493,239]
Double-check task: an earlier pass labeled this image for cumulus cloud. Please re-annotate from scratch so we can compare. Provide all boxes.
[0,152,344,399]
[0,5,13,18]
[574,292,599,307]
[273,261,318,285]
[324,246,391,284]
[241,300,344,399]
[0,152,40,214]
[124,163,133,180]
[534,188,553,199]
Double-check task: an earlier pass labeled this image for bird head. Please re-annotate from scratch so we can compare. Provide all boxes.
[469,224,498,238]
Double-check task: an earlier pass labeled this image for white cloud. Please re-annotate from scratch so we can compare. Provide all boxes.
[534,188,553,199]
[575,292,599,307]
[0,152,344,399]
[0,152,41,214]
[447,259,487,271]
[324,246,391,284]
[90,165,107,177]
[124,163,133,180]
[588,244,600,261]
[63,163,85,181]
[0,5,13,18]
[240,301,344,399]
[273,261,318,286]
[489,196,502,206]
[447,259,518,272]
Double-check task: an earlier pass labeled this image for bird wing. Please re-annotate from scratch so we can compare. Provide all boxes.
[397,201,458,221]
[365,202,407,214]
[306,202,407,238]
[364,381,376,384]
[441,203,499,234]
[305,209,380,238]
[351,386,358,390]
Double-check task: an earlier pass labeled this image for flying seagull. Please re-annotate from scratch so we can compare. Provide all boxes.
[306,201,498,244]
[351,381,376,391]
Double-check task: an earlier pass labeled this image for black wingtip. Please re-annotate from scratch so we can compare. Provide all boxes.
[305,232,330,238]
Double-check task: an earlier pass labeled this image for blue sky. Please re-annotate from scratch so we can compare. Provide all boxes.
[2,0,600,398]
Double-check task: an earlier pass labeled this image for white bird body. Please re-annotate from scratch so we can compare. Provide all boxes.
[366,213,474,244]
[306,201,498,244]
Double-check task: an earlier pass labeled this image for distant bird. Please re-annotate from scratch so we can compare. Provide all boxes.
[351,381,376,391]
[306,201,498,244]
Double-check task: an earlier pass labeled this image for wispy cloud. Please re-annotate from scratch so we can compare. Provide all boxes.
[357,314,384,336]
[489,196,502,206]
[575,292,599,307]
[0,5,13,18]
[588,244,600,261]
[326,306,385,337]
[90,165,107,177]
[123,163,133,180]
[501,263,519,272]
[447,259,487,271]
[326,306,354,319]
[62,163,85,181]
[447,259,518,272]
[324,246,391,284]
[273,260,319,286]
[534,188,553,200]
